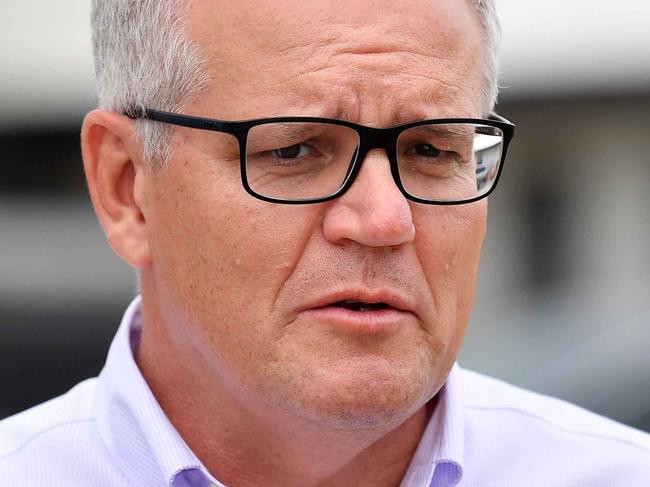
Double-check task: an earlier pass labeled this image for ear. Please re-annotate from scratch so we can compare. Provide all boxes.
[81,109,152,269]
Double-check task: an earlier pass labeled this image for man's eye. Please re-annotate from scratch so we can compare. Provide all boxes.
[273,144,308,159]
[414,144,442,157]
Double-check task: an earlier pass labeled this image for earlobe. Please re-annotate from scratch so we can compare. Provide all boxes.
[81,110,152,269]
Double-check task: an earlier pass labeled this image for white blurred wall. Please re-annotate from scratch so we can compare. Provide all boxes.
[2,1,650,123]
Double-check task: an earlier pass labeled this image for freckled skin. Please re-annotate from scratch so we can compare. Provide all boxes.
[134,0,487,484]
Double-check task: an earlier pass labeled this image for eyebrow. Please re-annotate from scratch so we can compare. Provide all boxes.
[407,124,474,138]
[391,106,466,125]
[259,122,328,135]
[248,123,330,148]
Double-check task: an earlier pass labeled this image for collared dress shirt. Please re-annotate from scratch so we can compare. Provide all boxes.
[1,296,650,486]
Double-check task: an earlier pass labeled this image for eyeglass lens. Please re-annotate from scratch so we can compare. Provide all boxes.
[245,122,504,202]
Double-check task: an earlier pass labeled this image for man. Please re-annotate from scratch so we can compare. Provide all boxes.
[1,0,649,485]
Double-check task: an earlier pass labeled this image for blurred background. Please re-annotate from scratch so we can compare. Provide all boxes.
[1,0,649,432]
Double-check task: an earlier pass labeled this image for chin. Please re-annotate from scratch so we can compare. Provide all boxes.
[268,354,439,431]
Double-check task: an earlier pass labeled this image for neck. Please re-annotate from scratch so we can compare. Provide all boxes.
[136,289,434,487]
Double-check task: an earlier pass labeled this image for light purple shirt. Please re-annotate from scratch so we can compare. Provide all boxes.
[1,296,650,486]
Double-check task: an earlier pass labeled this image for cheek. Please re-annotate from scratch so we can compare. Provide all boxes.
[147,162,321,348]
[413,201,486,342]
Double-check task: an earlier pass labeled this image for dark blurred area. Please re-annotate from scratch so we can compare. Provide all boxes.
[0,303,119,418]
[0,123,134,419]
[1,2,649,433]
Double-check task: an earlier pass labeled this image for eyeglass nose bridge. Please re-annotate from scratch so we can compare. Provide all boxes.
[342,126,403,197]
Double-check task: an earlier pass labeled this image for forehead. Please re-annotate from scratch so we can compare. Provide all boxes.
[184,0,485,120]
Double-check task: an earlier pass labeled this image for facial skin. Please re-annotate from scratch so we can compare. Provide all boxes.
[82,0,487,485]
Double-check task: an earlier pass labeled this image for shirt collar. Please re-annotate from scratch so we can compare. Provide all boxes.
[94,296,220,487]
[401,364,465,487]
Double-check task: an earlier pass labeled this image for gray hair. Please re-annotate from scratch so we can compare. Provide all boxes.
[92,0,210,164]
[474,0,501,113]
[91,0,501,165]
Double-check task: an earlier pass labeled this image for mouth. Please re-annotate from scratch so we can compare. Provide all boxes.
[307,290,413,314]
[298,291,416,334]
[330,300,392,312]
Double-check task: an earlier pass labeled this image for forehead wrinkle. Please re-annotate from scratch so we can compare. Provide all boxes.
[209,46,480,124]
[187,0,484,121]
[298,55,480,120]
[323,22,462,60]
[257,64,480,126]
[270,23,483,120]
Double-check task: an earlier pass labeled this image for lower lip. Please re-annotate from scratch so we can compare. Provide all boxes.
[300,306,414,334]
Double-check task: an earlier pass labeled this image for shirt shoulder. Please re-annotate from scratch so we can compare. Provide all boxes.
[0,379,96,456]
[0,379,130,486]
[458,367,650,486]
[459,367,650,450]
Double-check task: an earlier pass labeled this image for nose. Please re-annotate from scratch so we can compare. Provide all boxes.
[322,149,416,248]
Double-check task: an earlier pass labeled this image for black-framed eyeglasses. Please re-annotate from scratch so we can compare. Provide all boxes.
[125,107,515,205]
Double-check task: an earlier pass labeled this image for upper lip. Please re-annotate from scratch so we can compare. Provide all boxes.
[301,288,416,315]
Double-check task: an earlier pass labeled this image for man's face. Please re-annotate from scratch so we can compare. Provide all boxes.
[142,0,487,427]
